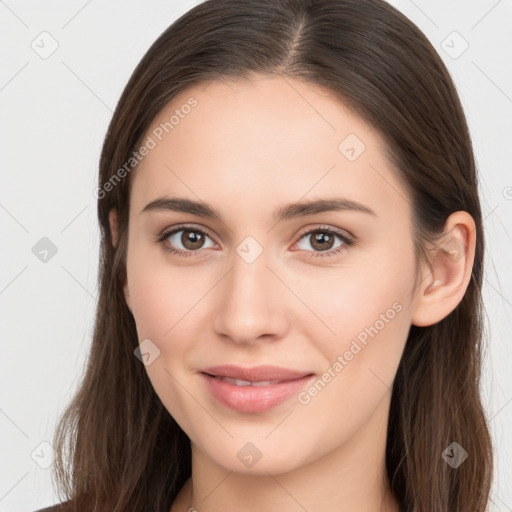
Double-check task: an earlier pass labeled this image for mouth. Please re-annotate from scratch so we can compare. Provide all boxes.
[199,366,315,413]
[203,374,298,387]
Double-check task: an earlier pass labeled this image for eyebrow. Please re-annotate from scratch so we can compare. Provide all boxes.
[140,196,377,222]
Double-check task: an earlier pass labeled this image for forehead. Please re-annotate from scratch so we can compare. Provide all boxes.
[129,75,410,223]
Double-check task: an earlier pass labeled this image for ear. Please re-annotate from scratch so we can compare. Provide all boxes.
[108,208,132,313]
[411,211,476,327]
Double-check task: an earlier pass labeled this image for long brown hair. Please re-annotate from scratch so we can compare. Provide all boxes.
[52,0,493,510]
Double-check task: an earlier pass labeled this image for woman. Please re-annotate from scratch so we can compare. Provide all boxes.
[37,0,493,510]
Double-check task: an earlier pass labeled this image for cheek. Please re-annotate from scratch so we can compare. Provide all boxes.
[126,249,213,390]
[126,259,198,423]
[293,277,412,453]
[289,250,415,343]
[293,249,414,409]
[126,254,198,397]
[127,249,203,339]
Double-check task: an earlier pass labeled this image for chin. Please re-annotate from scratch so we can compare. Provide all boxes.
[199,438,313,477]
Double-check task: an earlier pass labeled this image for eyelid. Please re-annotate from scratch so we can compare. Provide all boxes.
[157,223,217,243]
[294,224,354,244]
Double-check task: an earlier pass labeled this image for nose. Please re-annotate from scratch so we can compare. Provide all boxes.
[212,250,290,345]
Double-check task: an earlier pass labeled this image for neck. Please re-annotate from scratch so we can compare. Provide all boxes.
[172,397,399,512]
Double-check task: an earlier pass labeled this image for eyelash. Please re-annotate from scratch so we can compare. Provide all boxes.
[155,224,355,259]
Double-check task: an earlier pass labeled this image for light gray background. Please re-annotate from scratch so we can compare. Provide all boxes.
[1,0,511,510]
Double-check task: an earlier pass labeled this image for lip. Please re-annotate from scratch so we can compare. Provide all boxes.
[199,365,315,413]
[201,364,312,382]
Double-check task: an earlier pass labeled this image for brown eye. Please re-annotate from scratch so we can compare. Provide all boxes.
[180,229,206,250]
[309,231,337,251]
[294,226,354,259]
[158,226,216,256]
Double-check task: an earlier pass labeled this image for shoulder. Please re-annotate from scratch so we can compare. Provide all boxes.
[33,501,73,512]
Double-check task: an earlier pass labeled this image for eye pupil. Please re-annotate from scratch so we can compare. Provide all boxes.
[182,230,204,250]
[311,231,334,251]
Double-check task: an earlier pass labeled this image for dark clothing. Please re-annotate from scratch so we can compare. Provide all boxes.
[34,502,71,512]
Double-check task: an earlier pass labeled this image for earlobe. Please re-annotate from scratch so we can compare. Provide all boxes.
[411,211,476,327]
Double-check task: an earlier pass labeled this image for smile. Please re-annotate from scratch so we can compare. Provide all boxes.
[200,372,315,413]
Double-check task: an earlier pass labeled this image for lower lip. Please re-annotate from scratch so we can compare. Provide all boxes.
[200,372,315,413]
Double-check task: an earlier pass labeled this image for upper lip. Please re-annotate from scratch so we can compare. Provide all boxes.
[201,365,313,383]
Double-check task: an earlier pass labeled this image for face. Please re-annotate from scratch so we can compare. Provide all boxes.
[116,75,422,475]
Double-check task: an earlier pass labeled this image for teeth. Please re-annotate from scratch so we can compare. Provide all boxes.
[216,376,279,386]
[251,380,275,387]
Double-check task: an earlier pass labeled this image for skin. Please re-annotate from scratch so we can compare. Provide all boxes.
[109,74,476,512]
